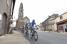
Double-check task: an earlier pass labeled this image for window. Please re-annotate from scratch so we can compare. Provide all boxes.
[60,15,63,19]
[0,14,2,20]
[66,25,67,27]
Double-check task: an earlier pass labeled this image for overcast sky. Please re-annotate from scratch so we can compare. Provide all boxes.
[13,0,67,26]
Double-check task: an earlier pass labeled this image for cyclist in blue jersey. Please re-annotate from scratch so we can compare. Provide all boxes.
[31,19,36,36]
[31,19,36,30]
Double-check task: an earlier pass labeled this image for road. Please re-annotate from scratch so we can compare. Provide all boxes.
[27,31,67,44]
[0,30,67,44]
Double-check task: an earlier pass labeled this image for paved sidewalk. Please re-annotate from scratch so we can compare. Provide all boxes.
[38,30,67,36]
[44,31,67,36]
[0,30,30,44]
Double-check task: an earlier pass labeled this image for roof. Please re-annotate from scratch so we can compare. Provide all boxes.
[57,19,67,25]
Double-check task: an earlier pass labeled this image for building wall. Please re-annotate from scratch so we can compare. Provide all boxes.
[42,14,59,31]
[0,0,13,35]
[55,12,67,32]
[16,3,24,29]
[55,12,67,23]
[45,18,57,31]
[16,19,24,28]
[60,13,67,21]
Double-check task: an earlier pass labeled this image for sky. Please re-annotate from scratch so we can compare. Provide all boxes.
[13,0,67,26]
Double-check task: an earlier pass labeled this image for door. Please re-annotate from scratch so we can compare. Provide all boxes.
[2,13,7,34]
[58,25,64,32]
[0,14,2,35]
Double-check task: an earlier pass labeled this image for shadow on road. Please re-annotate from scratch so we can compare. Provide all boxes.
[21,31,39,44]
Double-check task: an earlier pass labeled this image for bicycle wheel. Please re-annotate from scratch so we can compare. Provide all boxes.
[34,31,38,41]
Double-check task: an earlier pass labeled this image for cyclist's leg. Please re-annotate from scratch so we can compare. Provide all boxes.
[32,29,35,36]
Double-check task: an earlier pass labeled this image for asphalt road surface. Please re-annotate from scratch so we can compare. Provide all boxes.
[26,31,67,44]
[0,30,67,44]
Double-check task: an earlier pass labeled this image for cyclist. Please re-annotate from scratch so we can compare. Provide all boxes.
[31,19,36,36]
[25,23,28,35]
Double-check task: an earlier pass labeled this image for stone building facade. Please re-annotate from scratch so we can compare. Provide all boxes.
[55,12,67,32]
[0,0,15,35]
[16,3,30,29]
[42,14,59,31]
[16,3,24,29]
